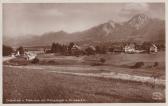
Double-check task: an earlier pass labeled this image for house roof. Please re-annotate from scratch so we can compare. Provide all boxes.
[72,44,81,50]
[151,44,157,48]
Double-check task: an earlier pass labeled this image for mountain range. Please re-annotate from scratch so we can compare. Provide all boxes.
[3,14,165,47]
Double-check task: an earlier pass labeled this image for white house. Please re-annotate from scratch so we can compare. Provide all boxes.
[150,44,158,53]
[71,44,82,55]
[88,45,96,51]
[124,43,136,53]
[24,52,37,60]
[15,51,20,56]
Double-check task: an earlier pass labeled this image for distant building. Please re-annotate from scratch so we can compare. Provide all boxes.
[15,51,20,56]
[14,47,37,60]
[124,43,136,53]
[150,44,158,53]
[71,44,82,55]
[88,45,96,51]
[24,52,36,60]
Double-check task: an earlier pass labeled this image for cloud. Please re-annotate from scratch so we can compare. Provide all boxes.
[120,3,150,17]
[3,3,164,37]
[123,3,149,11]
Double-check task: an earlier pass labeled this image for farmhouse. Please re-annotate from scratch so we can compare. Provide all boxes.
[71,44,82,55]
[15,51,20,56]
[88,45,96,51]
[150,44,158,53]
[24,51,37,60]
[124,43,136,53]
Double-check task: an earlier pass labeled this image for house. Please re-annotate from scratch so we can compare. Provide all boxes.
[150,44,158,53]
[124,43,136,53]
[15,51,20,56]
[88,45,96,51]
[24,51,37,60]
[71,44,82,55]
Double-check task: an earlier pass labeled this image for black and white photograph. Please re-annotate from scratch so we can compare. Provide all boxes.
[2,1,166,103]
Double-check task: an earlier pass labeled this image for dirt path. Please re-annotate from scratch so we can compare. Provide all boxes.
[3,56,16,62]
[5,65,165,86]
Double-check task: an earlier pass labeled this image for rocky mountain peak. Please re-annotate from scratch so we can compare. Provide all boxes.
[128,13,150,30]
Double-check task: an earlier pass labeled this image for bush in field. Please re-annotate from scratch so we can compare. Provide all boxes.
[91,58,106,66]
[100,58,106,64]
[48,60,56,64]
[3,45,13,56]
[31,57,39,64]
[153,62,159,67]
[131,62,144,68]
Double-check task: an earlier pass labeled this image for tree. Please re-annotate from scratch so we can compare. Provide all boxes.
[100,58,106,64]
[17,46,24,55]
[50,42,69,55]
[95,46,101,53]
[68,42,74,55]
[60,45,68,55]
[100,46,107,54]
[142,42,151,53]
[51,43,56,53]
[95,45,106,54]
[85,47,95,55]
[3,45,13,56]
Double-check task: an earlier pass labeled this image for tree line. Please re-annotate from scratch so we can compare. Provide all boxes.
[3,41,165,56]
[3,45,25,56]
[46,42,111,56]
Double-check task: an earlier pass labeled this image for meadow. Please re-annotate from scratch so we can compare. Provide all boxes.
[3,51,165,103]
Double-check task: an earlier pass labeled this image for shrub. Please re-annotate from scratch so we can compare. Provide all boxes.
[153,62,159,67]
[48,60,56,64]
[91,62,103,66]
[100,58,106,64]
[31,57,39,64]
[131,62,144,68]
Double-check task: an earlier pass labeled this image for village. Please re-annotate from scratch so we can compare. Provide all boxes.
[7,41,159,62]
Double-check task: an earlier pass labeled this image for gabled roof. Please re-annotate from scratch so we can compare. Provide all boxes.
[151,44,157,48]
[72,44,81,50]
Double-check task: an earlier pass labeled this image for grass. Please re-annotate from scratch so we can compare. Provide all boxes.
[3,51,165,81]
[3,51,165,103]
[3,66,165,103]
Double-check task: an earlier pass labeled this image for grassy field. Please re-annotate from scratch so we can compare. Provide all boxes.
[3,51,165,103]
[35,52,165,78]
[3,66,165,103]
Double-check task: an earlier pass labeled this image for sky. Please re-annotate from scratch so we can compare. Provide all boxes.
[3,3,165,37]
